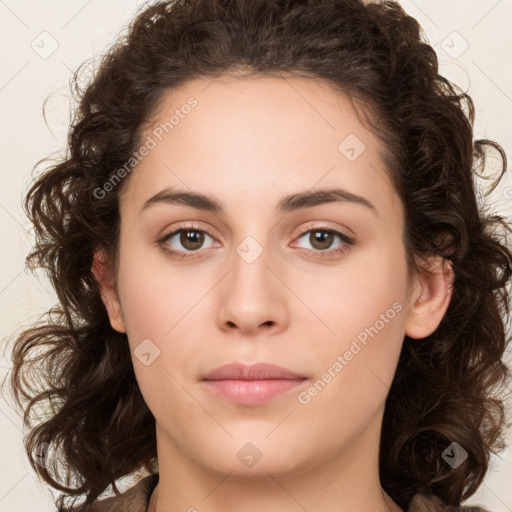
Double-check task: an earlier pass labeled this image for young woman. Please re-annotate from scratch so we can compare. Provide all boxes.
[6,0,511,511]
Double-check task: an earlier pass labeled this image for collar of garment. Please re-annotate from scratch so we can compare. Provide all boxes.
[69,473,491,512]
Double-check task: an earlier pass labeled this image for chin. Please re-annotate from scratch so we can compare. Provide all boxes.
[188,434,317,479]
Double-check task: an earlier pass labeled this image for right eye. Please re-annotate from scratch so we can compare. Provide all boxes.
[159,225,218,259]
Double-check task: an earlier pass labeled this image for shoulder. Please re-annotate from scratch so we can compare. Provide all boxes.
[62,474,159,512]
[408,493,491,512]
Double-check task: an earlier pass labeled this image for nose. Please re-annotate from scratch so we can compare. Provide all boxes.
[215,239,289,337]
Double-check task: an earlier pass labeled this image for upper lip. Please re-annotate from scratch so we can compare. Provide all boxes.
[203,362,306,380]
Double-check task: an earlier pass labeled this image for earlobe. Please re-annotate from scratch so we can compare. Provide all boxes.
[404,257,454,340]
[91,249,126,333]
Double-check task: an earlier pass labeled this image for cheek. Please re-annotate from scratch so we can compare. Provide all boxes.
[295,243,408,406]
[116,253,201,423]
[116,244,194,341]
[296,239,408,346]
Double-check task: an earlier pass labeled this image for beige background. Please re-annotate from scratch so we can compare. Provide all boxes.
[1,0,511,510]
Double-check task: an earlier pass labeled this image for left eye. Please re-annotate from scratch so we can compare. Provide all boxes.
[159,226,354,259]
[293,228,354,254]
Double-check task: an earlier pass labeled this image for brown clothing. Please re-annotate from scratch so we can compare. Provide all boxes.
[69,473,491,512]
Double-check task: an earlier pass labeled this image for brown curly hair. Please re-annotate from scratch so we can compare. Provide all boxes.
[3,0,511,510]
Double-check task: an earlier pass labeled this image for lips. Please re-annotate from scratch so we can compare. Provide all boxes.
[202,362,307,405]
[202,362,306,381]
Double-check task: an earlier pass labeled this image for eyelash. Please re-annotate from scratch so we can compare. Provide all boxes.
[157,223,355,260]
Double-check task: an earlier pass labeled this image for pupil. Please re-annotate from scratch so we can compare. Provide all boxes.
[312,230,332,250]
[181,230,203,250]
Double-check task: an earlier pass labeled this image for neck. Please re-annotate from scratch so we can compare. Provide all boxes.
[149,483,401,512]
[150,412,403,512]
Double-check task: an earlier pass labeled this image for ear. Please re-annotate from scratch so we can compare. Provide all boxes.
[91,249,126,333]
[404,256,454,339]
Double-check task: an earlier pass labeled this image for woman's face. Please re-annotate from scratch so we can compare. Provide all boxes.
[97,75,446,479]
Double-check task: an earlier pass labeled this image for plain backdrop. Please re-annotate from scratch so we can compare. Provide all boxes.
[1,0,511,510]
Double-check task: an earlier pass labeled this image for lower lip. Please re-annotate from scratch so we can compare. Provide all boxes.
[202,378,306,405]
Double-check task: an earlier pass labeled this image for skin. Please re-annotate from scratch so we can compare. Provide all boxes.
[93,75,453,512]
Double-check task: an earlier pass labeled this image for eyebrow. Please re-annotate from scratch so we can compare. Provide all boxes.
[140,187,378,216]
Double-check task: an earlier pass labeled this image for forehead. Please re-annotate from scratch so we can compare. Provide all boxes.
[146,74,366,146]
[120,74,400,225]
